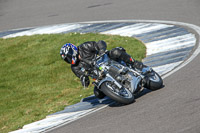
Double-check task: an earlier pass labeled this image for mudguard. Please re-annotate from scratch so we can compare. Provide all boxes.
[97,77,114,89]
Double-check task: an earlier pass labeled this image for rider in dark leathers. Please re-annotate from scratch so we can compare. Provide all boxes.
[60,40,143,88]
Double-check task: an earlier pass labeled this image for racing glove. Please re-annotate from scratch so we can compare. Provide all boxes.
[80,75,90,87]
[98,49,106,56]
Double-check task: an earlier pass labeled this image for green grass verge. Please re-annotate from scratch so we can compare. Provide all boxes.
[0,33,146,133]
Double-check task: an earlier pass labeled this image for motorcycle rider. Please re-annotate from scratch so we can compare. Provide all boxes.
[60,40,144,97]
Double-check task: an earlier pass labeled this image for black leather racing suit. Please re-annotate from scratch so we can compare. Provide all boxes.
[71,41,134,79]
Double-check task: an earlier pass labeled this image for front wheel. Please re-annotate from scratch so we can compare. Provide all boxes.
[145,71,163,91]
[101,81,135,104]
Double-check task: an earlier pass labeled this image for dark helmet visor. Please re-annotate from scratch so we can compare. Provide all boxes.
[64,47,73,63]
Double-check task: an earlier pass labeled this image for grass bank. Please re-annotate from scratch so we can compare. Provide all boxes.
[0,33,146,133]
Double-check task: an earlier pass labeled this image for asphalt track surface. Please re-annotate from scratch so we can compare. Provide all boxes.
[1,0,200,133]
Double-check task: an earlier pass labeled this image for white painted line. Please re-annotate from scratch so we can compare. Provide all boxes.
[43,103,112,133]
[3,24,91,38]
[10,109,96,133]
[146,34,196,55]
[102,23,152,35]
[147,41,195,55]
[152,61,182,75]
[102,23,173,37]
[146,34,195,46]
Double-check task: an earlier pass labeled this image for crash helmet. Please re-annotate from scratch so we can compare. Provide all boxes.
[60,43,78,64]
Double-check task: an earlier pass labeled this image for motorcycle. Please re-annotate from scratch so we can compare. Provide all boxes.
[81,53,163,104]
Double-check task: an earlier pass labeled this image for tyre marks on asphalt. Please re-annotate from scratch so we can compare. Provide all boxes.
[2,21,196,133]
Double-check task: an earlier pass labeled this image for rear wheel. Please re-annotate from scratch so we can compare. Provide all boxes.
[145,71,163,91]
[101,81,135,104]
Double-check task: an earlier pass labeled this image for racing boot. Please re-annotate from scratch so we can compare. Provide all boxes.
[94,86,106,99]
[119,51,144,71]
[132,60,144,71]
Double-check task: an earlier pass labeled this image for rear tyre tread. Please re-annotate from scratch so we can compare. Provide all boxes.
[147,71,163,91]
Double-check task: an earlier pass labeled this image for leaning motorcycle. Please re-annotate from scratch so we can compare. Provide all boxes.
[81,53,163,104]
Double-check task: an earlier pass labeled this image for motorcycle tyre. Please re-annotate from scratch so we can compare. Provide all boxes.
[146,71,163,91]
[101,81,135,104]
